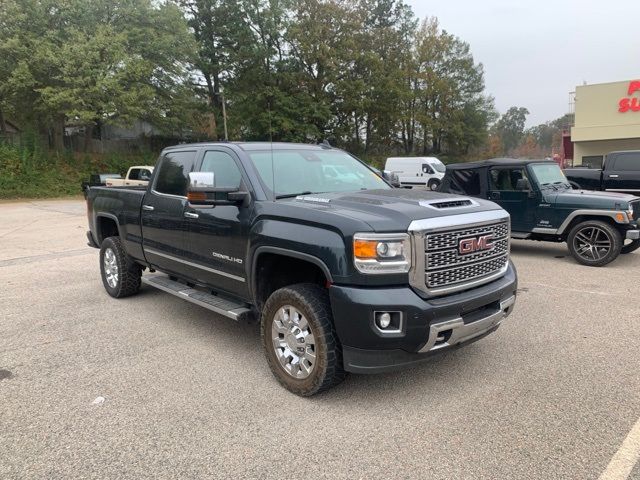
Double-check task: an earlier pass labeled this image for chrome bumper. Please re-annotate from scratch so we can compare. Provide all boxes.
[626,230,640,240]
[418,295,515,353]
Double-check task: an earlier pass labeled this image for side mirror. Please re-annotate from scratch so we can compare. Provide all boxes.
[187,172,249,207]
[515,178,531,191]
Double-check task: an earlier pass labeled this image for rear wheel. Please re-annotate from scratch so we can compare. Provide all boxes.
[261,283,346,396]
[567,220,622,267]
[100,236,142,297]
[621,238,640,254]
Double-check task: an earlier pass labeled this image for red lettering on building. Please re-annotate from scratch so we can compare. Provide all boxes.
[619,80,640,113]
[628,81,640,96]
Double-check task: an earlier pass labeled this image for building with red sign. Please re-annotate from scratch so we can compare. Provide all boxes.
[570,79,640,167]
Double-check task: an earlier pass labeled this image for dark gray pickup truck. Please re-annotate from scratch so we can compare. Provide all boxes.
[86,142,517,395]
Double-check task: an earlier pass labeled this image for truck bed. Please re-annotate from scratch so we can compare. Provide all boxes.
[564,167,602,190]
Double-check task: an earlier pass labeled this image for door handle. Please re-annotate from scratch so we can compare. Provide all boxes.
[184,211,199,219]
[142,205,154,211]
[609,174,619,178]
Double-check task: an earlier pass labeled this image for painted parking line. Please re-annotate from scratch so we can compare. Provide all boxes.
[599,417,640,480]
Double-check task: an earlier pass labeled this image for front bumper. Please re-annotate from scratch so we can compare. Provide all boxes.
[626,229,640,240]
[329,262,517,374]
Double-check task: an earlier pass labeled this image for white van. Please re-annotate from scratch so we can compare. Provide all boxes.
[384,157,446,190]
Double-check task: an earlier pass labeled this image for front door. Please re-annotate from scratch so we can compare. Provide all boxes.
[487,167,538,232]
[141,150,197,276]
[182,148,252,300]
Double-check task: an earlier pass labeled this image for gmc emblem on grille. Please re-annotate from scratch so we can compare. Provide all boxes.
[458,234,494,255]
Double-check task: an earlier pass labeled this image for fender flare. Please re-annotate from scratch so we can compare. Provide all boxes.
[95,212,123,243]
[250,246,333,302]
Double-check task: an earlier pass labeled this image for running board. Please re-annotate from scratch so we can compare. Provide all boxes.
[511,232,531,239]
[141,274,252,321]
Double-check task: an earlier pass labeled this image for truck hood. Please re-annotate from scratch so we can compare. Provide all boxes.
[281,189,505,232]
[545,188,639,209]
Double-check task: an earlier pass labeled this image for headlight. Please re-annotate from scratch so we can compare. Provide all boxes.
[353,233,411,274]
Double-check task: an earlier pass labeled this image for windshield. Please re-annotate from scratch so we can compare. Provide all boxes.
[247,149,390,197]
[529,163,571,188]
[432,161,446,173]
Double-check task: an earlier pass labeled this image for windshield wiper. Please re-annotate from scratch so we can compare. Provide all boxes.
[275,191,314,199]
[553,181,571,189]
[540,182,559,191]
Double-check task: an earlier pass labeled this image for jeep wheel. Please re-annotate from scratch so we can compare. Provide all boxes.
[428,179,441,191]
[567,220,622,267]
[100,236,142,298]
[621,239,640,254]
[261,283,346,396]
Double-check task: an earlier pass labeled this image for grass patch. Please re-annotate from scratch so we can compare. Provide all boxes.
[0,143,156,199]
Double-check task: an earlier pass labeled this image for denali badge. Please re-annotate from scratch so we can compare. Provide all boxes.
[458,234,494,255]
[212,251,243,264]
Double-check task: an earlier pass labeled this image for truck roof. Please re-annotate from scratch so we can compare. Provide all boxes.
[162,141,334,152]
[446,158,556,170]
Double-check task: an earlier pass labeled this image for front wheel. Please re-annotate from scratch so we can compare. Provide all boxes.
[428,179,441,191]
[261,283,346,396]
[100,236,142,297]
[621,238,640,254]
[567,220,622,267]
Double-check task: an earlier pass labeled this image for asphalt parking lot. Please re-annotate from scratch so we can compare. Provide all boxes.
[1,199,639,479]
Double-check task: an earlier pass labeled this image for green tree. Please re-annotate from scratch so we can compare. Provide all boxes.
[494,106,530,153]
[1,0,199,150]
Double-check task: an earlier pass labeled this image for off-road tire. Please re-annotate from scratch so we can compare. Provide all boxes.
[621,238,640,254]
[261,283,346,396]
[100,236,142,298]
[427,179,441,191]
[567,220,622,267]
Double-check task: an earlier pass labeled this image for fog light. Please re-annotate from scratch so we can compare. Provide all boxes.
[377,312,391,329]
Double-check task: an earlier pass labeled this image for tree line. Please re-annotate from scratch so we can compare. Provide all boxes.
[0,0,567,160]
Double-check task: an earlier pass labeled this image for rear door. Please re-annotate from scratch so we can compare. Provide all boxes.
[604,152,640,193]
[141,150,198,276]
[487,167,538,232]
[182,148,252,299]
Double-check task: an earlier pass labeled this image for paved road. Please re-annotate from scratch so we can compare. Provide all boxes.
[1,199,639,479]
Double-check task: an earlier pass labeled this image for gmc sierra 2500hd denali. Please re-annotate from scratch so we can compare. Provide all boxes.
[86,142,517,396]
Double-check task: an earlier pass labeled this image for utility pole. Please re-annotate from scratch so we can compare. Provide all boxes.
[220,88,228,141]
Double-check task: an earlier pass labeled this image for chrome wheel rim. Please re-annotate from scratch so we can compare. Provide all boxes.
[271,305,316,379]
[573,226,612,261]
[103,248,119,288]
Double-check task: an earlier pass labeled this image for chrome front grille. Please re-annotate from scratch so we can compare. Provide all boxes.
[409,213,511,297]
[426,237,509,270]
[426,255,508,289]
[426,222,509,250]
[631,200,640,221]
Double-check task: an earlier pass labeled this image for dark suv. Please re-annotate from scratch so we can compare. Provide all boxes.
[439,158,640,266]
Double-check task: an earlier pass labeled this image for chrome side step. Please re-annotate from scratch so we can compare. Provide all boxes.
[141,274,252,321]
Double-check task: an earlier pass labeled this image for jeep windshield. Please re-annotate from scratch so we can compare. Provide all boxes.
[247,149,390,198]
[529,163,571,189]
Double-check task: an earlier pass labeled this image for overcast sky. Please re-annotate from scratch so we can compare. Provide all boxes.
[406,0,639,126]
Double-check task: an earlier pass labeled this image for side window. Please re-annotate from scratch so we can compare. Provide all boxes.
[154,151,197,196]
[611,153,640,171]
[451,169,481,195]
[422,163,435,175]
[582,156,603,169]
[128,168,141,181]
[139,169,152,181]
[200,150,242,188]
[489,168,526,191]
